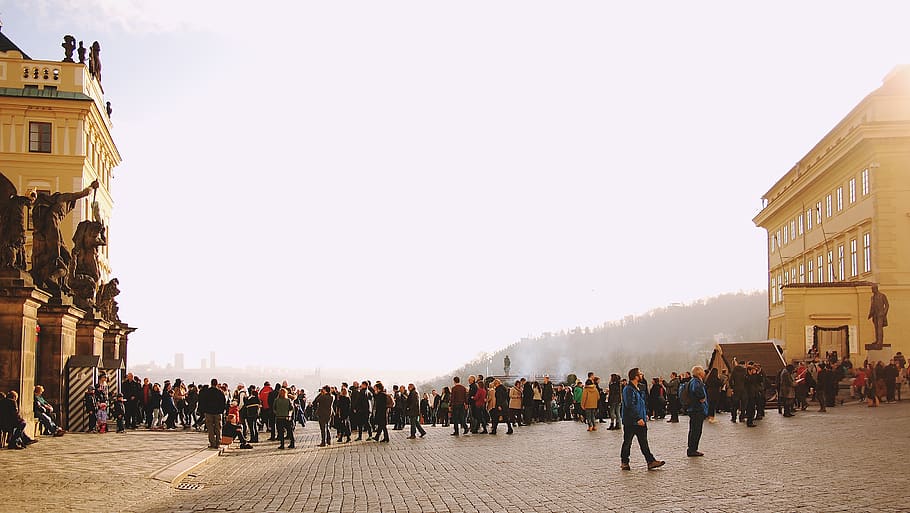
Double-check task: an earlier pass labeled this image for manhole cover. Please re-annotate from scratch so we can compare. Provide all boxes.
[176,483,204,491]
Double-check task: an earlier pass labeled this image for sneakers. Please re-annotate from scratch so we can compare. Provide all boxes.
[647,460,666,470]
[620,463,631,471]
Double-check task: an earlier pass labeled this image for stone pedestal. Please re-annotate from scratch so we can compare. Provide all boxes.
[102,325,122,360]
[75,312,110,357]
[37,302,86,428]
[0,270,50,427]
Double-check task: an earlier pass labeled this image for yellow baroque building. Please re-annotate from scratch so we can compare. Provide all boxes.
[753,65,910,365]
[0,28,119,279]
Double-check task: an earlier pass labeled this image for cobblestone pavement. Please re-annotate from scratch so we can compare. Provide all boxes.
[142,400,910,513]
[0,428,208,513]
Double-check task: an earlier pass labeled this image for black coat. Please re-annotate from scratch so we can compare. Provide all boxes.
[0,397,17,430]
[406,390,420,417]
[198,387,226,415]
[495,384,509,410]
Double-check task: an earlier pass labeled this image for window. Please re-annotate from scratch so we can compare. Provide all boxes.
[836,187,843,211]
[776,230,781,250]
[837,245,845,280]
[790,266,796,284]
[784,271,789,286]
[799,263,805,283]
[827,251,834,282]
[818,255,824,283]
[29,122,51,153]
[806,209,813,230]
[849,178,856,204]
[863,233,871,273]
[783,225,789,244]
[798,214,804,236]
[770,234,776,253]
[808,259,814,283]
[826,195,832,217]
[850,239,857,277]
[862,168,870,195]
[771,278,776,304]
[790,220,796,240]
[816,202,822,224]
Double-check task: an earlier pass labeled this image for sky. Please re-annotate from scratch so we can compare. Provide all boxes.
[2,1,909,379]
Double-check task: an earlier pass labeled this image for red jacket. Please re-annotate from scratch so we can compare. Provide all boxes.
[259,386,273,409]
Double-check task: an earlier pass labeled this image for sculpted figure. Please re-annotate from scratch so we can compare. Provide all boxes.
[69,218,107,310]
[0,173,35,270]
[62,35,76,62]
[504,355,511,375]
[90,41,102,83]
[31,180,98,296]
[97,278,121,322]
[77,41,87,64]
[868,284,890,347]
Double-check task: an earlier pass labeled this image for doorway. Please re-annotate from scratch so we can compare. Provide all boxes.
[813,325,849,361]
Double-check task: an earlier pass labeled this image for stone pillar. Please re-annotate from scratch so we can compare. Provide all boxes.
[75,313,110,357]
[37,302,85,428]
[0,270,50,428]
[102,325,122,360]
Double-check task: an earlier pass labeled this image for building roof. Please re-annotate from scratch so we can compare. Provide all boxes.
[0,29,30,59]
[0,87,92,101]
[710,341,787,378]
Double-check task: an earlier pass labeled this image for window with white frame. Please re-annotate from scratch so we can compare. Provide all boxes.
[808,259,814,283]
[771,277,776,304]
[849,178,856,203]
[799,263,805,283]
[837,245,845,280]
[798,214,804,236]
[790,266,796,284]
[850,239,857,277]
[783,225,789,244]
[816,202,822,224]
[770,234,776,253]
[827,251,834,282]
[790,220,796,240]
[836,187,843,211]
[806,209,812,230]
[826,195,832,217]
[817,255,824,283]
[863,233,871,273]
[776,230,781,249]
[784,270,789,285]
[862,168,869,195]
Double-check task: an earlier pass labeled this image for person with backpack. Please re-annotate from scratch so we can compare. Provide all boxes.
[620,368,665,471]
[683,366,708,457]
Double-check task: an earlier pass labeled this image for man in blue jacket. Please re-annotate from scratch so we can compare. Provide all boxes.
[686,366,708,457]
[620,367,665,471]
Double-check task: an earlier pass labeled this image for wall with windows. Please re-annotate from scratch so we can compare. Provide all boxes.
[754,65,910,363]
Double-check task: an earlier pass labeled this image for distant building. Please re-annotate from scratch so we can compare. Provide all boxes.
[174,353,184,370]
[210,351,216,369]
[753,66,910,364]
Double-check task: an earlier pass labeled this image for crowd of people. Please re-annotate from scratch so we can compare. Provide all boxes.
[1,353,907,470]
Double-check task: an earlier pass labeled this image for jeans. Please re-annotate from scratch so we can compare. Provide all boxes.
[245,416,259,442]
[277,418,294,447]
[620,424,655,464]
[451,406,466,434]
[687,411,704,453]
[318,419,331,444]
[409,415,425,436]
[585,408,597,427]
[609,403,621,425]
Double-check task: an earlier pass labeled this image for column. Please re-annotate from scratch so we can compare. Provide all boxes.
[118,323,137,369]
[75,314,110,357]
[0,270,50,428]
[102,325,122,360]
[37,303,85,428]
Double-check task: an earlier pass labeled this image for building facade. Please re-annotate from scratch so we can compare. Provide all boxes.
[753,66,910,364]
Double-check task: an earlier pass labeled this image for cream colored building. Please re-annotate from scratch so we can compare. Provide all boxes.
[753,65,910,364]
[0,29,120,280]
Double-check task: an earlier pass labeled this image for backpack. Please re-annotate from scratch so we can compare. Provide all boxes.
[679,380,693,409]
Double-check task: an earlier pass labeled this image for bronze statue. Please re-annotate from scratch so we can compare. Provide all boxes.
[97,278,121,322]
[0,173,35,270]
[62,35,76,62]
[69,218,107,310]
[31,180,98,297]
[77,41,87,64]
[89,41,102,83]
[868,284,890,348]
[504,355,511,375]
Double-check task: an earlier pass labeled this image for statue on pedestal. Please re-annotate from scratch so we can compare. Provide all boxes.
[97,278,121,323]
[31,180,98,297]
[69,218,107,311]
[504,355,511,376]
[0,173,35,270]
[77,41,87,64]
[867,284,890,349]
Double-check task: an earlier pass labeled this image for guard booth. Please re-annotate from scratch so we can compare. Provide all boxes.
[65,355,101,432]
[99,358,125,398]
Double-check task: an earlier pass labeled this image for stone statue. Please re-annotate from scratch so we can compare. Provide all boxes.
[31,180,98,297]
[77,41,87,64]
[69,218,107,311]
[504,355,511,375]
[0,172,35,270]
[97,278,121,322]
[106,101,112,117]
[90,41,102,83]
[62,35,76,63]
[868,284,890,348]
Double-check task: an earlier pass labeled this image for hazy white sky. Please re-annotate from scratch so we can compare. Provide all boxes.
[4,1,909,379]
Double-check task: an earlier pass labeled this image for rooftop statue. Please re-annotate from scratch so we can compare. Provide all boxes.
[62,35,76,62]
[31,180,98,297]
[0,172,35,270]
[77,40,86,64]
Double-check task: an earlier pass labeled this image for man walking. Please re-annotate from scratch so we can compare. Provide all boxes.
[312,385,334,447]
[406,383,426,439]
[199,378,226,449]
[686,366,708,457]
[450,376,468,436]
[620,368,665,471]
[730,360,747,422]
